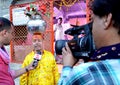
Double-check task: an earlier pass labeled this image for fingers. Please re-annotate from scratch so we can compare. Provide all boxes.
[62,43,73,59]
[62,44,67,55]
[65,43,71,52]
[62,47,66,55]
[61,43,77,66]
[62,43,71,54]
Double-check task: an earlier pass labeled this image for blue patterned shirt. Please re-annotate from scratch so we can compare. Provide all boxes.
[58,60,120,85]
[58,43,120,85]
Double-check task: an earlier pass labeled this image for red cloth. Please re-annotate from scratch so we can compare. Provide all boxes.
[0,47,14,85]
[0,56,14,85]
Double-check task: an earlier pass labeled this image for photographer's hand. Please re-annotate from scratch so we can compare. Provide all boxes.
[62,43,77,67]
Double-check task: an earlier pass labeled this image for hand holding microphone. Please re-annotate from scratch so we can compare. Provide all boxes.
[32,51,42,67]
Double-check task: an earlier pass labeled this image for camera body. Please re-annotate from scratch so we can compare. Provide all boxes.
[55,22,95,61]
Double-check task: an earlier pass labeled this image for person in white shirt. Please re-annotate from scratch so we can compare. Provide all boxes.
[54,17,65,64]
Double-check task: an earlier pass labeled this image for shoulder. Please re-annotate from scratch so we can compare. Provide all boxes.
[42,51,56,64]
[54,24,58,29]
[26,51,34,57]
[43,50,54,57]
[73,62,96,72]
[73,60,113,71]
[54,24,58,28]
[72,59,120,78]
[22,51,34,66]
[44,50,53,54]
[66,60,120,85]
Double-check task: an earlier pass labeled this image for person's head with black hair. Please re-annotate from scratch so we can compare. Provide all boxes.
[90,0,120,49]
[58,17,62,21]
[57,17,63,25]
[0,17,13,31]
[0,17,14,46]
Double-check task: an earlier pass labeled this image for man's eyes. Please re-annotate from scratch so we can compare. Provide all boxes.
[33,40,42,42]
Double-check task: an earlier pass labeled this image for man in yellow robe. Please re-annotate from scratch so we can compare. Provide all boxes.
[20,32,60,85]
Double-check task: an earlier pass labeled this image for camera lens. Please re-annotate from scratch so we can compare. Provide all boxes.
[55,40,68,55]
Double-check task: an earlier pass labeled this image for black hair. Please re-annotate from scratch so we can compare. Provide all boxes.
[0,17,13,32]
[91,0,120,34]
[58,17,62,21]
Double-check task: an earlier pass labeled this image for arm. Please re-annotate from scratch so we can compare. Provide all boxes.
[54,24,57,41]
[12,61,34,79]
[12,67,28,79]
[54,24,57,33]
[58,66,72,85]
[58,43,78,85]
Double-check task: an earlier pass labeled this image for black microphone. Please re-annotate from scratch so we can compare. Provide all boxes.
[32,50,42,67]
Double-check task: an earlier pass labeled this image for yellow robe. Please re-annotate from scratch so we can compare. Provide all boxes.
[20,50,60,85]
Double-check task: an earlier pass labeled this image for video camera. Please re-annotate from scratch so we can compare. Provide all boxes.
[55,22,95,61]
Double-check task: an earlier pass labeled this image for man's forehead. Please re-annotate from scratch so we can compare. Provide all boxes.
[32,35,43,39]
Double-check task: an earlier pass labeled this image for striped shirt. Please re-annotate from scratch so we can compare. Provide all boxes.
[58,59,120,85]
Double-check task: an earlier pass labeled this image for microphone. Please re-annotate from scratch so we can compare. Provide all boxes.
[32,50,42,67]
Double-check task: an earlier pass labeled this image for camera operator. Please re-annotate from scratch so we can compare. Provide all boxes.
[58,0,120,84]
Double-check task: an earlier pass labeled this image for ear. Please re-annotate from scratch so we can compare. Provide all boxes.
[104,13,112,30]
